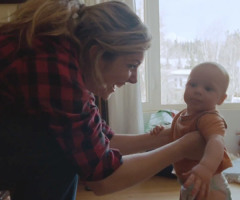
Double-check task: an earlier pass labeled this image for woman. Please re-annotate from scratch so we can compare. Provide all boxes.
[0,0,205,199]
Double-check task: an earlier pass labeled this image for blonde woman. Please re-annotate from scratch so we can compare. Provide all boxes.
[0,0,205,199]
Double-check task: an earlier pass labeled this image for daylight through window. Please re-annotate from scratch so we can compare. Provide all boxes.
[136,0,240,111]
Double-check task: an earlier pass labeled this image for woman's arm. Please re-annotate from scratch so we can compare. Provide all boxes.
[87,131,205,195]
[110,128,172,155]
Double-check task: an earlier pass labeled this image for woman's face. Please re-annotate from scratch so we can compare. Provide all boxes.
[96,52,144,99]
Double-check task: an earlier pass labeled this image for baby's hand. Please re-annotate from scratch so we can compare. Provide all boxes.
[149,125,165,136]
[183,163,213,200]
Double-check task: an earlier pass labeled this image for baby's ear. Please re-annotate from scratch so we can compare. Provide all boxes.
[217,94,227,105]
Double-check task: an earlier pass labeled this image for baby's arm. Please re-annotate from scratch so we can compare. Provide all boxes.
[184,134,225,198]
[150,125,164,135]
[198,134,224,174]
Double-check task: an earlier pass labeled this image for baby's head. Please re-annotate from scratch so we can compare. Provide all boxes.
[184,62,229,113]
[193,62,229,94]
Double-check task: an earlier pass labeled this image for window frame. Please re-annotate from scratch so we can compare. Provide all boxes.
[141,0,240,112]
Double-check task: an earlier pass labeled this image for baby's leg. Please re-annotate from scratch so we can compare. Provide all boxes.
[180,187,227,200]
[179,173,231,200]
[206,173,232,200]
[179,185,195,200]
[207,189,226,200]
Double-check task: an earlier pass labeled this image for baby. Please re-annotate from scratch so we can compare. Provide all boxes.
[151,62,232,200]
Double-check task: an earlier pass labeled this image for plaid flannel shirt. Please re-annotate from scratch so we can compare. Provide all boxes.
[0,34,122,181]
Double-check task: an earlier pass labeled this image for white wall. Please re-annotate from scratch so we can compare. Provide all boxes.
[144,109,240,155]
[219,109,240,155]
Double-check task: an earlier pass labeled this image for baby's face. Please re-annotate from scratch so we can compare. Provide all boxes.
[184,64,227,114]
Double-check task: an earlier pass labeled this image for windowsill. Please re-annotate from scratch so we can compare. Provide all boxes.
[143,103,240,114]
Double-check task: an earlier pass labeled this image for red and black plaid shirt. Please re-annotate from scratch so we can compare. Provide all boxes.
[0,34,122,181]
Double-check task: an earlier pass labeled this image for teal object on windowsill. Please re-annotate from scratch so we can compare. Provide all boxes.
[144,109,178,133]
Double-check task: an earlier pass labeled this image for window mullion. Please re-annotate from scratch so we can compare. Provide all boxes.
[143,0,161,111]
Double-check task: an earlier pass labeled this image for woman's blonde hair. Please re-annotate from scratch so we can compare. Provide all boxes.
[0,0,151,87]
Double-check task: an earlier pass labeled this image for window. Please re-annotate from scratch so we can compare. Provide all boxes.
[135,0,240,112]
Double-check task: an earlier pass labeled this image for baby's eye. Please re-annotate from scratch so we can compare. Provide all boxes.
[205,87,213,91]
[189,82,197,87]
[128,64,137,70]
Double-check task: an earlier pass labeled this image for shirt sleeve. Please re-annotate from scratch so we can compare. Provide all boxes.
[197,112,227,139]
[3,36,122,181]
